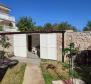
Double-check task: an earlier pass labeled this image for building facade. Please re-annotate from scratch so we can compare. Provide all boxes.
[0,3,17,32]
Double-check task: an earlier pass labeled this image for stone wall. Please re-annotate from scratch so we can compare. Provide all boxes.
[57,33,62,61]
[57,31,91,61]
[65,31,91,50]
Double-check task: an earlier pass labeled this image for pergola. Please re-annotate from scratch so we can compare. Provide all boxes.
[0,30,66,62]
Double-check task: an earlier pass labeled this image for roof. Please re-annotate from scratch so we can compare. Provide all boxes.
[0,30,66,35]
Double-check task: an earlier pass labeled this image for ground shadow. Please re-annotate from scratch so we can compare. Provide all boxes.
[0,67,8,81]
[36,45,40,57]
[75,50,91,84]
[0,58,18,82]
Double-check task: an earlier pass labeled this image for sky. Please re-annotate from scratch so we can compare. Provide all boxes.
[0,0,91,30]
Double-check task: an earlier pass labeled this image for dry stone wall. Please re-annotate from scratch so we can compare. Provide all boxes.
[57,31,91,61]
[65,32,91,50]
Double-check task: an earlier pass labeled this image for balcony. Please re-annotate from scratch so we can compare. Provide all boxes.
[0,25,18,32]
[0,13,15,22]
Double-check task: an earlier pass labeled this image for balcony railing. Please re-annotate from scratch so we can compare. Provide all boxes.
[0,25,18,32]
[0,13,15,22]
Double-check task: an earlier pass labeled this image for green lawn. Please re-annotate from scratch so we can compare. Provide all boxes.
[1,63,26,84]
[41,60,79,84]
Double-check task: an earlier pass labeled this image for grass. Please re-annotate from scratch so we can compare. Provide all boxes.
[1,63,26,84]
[41,60,70,84]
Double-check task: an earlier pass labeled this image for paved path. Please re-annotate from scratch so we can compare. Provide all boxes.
[11,56,41,65]
[11,52,41,65]
[11,53,45,84]
[23,64,45,84]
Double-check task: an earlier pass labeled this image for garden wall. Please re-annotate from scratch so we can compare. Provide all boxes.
[57,30,91,61]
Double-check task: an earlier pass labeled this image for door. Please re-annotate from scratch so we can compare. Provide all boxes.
[40,33,57,60]
[14,34,27,57]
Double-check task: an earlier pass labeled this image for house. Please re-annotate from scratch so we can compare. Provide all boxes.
[0,3,17,31]
[0,3,17,57]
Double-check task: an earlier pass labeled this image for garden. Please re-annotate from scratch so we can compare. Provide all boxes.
[41,43,91,84]
[0,63,26,84]
[0,34,91,84]
[0,35,26,84]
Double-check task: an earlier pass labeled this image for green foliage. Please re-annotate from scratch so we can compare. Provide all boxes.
[16,16,79,31]
[64,43,79,79]
[62,62,69,69]
[83,21,91,31]
[0,35,11,58]
[0,35,11,48]
[0,51,5,59]
[44,23,53,29]
[1,63,26,84]
[0,25,3,31]
[17,16,35,31]
[42,70,58,84]
[41,60,70,84]
[64,43,79,57]
[54,22,77,31]
[35,26,44,30]
[69,69,79,78]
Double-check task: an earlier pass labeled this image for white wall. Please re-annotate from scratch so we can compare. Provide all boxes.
[40,33,57,60]
[14,34,27,57]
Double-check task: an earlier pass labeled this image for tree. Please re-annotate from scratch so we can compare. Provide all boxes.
[64,43,79,77]
[35,26,43,30]
[17,16,35,31]
[54,22,77,31]
[83,21,91,31]
[43,23,54,30]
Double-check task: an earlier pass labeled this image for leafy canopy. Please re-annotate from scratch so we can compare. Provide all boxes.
[16,16,78,31]
[54,22,77,31]
[83,21,91,31]
[17,16,35,31]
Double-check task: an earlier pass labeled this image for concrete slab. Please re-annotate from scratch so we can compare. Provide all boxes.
[23,64,45,84]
